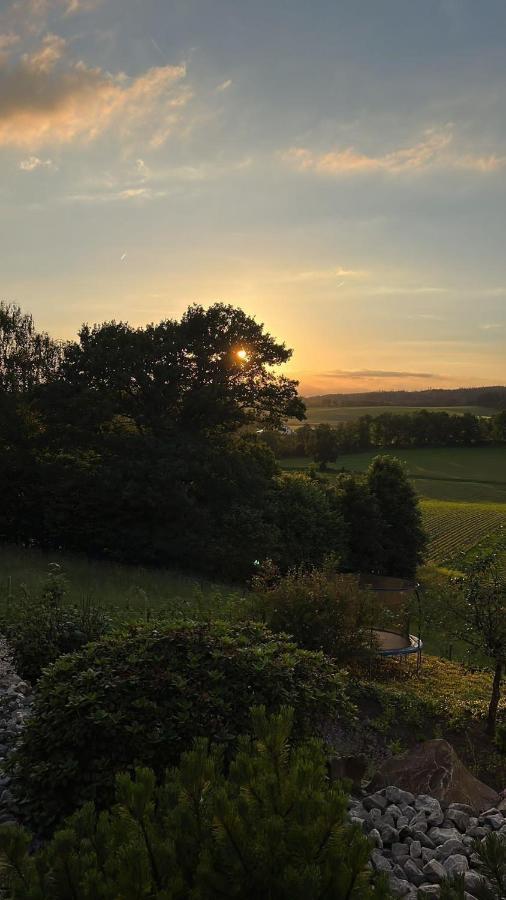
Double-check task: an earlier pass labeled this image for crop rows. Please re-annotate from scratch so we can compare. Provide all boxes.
[421,501,506,564]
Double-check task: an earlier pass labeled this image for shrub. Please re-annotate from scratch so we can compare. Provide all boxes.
[0,708,390,900]
[252,564,378,663]
[0,564,109,683]
[10,620,351,831]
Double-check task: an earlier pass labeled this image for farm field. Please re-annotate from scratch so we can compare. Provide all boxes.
[279,446,506,503]
[421,500,506,566]
[0,544,243,624]
[288,404,497,425]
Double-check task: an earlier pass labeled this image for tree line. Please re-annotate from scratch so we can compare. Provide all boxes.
[265,408,506,464]
[305,385,506,408]
[0,302,425,581]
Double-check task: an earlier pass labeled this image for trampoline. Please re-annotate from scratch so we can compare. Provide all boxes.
[373,629,422,658]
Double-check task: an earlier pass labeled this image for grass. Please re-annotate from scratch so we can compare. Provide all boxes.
[288,405,497,426]
[0,544,244,624]
[279,446,506,503]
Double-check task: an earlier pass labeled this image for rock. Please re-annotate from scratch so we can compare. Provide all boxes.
[467,825,488,839]
[367,740,498,814]
[464,870,485,895]
[363,791,387,811]
[409,840,422,859]
[417,885,440,896]
[386,786,415,805]
[378,823,399,844]
[392,842,409,861]
[428,826,461,846]
[445,807,470,831]
[421,847,437,863]
[422,858,447,883]
[414,831,435,849]
[371,849,392,873]
[369,828,383,849]
[415,795,444,825]
[386,804,403,821]
[403,857,424,885]
[443,853,469,876]
[481,812,504,830]
[435,838,467,860]
[388,875,412,897]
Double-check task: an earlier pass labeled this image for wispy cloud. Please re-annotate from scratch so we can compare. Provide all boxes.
[370,285,450,295]
[319,368,439,380]
[480,322,504,331]
[283,126,506,177]
[0,32,190,148]
[282,266,367,283]
[216,78,232,92]
[18,154,55,170]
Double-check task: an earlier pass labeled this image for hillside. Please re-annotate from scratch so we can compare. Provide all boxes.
[303,385,506,408]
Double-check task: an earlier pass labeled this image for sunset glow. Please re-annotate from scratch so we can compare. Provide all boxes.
[0,0,505,394]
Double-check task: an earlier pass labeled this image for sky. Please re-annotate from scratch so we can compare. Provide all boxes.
[1,0,505,396]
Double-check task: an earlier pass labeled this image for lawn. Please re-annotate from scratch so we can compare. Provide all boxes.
[0,544,244,624]
[288,405,497,426]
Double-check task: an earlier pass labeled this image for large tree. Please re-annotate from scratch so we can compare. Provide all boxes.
[0,302,61,394]
[52,303,305,441]
[366,455,427,577]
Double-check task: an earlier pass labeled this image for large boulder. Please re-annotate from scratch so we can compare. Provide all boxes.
[367,740,498,814]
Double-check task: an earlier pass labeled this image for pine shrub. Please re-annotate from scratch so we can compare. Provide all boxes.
[0,708,390,900]
[9,621,351,831]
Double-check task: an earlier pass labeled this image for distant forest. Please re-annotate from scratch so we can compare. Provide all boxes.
[304,385,506,408]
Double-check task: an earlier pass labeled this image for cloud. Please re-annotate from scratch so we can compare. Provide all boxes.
[0,33,20,51]
[216,79,232,92]
[66,185,169,203]
[18,154,55,170]
[283,266,367,283]
[371,285,450,295]
[0,34,190,148]
[1,0,100,27]
[283,126,506,177]
[320,368,439,380]
[480,322,504,331]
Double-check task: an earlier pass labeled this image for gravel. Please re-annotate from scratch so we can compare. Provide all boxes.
[350,787,506,898]
[0,639,32,827]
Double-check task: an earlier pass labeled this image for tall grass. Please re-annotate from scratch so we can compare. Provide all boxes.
[0,544,245,625]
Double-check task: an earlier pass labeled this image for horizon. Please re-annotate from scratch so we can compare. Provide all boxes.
[1,0,506,395]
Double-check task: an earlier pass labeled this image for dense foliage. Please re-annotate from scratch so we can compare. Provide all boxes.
[9,620,350,830]
[267,407,505,459]
[0,708,389,900]
[252,565,378,663]
[0,303,426,580]
[0,565,109,683]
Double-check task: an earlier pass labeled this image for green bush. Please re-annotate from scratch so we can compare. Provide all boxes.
[0,708,390,900]
[252,564,378,663]
[0,565,109,683]
[10,620,351,831]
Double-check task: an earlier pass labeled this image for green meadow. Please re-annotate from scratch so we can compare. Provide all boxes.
[0,544,243,624]
[280,445,506,503]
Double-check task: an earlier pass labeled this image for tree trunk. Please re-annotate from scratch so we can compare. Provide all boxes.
[486,660,503,736]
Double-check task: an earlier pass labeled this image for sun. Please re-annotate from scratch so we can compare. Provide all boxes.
[236,348,249,361]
